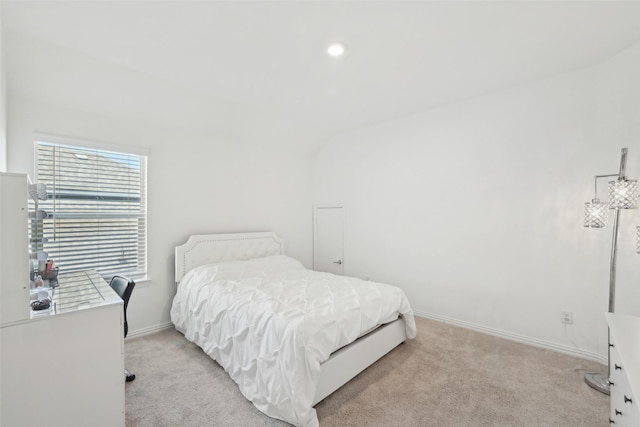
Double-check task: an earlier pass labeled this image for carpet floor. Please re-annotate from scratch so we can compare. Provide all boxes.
[124,316,608,426]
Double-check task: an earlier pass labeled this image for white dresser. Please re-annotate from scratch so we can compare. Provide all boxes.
[0,172,125,427]
[607,313,640,426]
[0,173,30,324]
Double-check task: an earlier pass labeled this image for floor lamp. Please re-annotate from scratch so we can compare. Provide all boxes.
[583,147,638,395]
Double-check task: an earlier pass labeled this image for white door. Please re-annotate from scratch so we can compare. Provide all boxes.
[313,206,344,275]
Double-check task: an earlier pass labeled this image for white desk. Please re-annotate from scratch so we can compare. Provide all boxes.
[1,270,125,427]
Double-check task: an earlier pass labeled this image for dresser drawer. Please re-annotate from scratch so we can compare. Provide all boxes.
[609,331,640,425]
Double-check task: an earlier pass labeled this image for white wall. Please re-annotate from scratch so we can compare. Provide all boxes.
[595,42,640,318]
[0,3,5,420]
[6,34,314,335]
[0,5,6,172]
[313,42,640,361]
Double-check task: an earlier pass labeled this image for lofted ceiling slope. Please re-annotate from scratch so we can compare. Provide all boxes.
[4,1,640,151]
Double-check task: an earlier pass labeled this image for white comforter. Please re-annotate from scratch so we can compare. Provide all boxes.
[170,255,416,427]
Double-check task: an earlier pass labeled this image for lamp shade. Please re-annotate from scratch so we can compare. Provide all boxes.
[584,199,608,228]
[609,179,638,209]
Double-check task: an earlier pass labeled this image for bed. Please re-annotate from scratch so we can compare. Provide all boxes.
[170,232,416,427]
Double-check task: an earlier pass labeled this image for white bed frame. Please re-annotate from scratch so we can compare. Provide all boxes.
[175,231,407,406]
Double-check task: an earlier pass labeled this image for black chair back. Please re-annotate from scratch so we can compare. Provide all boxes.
[109,275,135,338]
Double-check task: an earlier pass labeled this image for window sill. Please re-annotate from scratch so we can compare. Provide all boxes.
[132,276,151,288]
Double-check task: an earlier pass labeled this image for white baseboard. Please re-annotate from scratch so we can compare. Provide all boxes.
[413,309,607,365]
[126,322,174,339]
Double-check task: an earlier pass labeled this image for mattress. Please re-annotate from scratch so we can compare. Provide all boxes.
[170,254,416,427]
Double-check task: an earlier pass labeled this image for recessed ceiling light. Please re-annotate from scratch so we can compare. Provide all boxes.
[327,43,346,57]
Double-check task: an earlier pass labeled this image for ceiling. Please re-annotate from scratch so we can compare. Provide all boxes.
[4,1,640,145]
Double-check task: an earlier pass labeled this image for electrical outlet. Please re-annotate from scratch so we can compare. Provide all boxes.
[561,310,574,325]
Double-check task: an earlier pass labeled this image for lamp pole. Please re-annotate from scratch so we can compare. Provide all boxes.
[608,147,628,314]
[585,148,629,395]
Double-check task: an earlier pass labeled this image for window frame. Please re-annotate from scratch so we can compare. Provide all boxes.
[32,134,149,282]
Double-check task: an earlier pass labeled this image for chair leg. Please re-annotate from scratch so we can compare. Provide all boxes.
[125,368,135,382]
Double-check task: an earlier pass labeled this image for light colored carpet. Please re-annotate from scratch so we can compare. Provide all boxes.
[124,316,608,426]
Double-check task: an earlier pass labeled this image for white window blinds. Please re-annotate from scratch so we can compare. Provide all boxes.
[33,141,147,279]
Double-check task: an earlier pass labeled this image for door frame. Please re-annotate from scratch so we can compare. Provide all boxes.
[312,205,344,272]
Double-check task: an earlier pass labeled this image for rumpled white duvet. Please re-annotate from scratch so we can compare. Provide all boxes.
[170,255,416,427]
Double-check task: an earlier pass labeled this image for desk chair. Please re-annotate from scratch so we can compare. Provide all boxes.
[110,275,136,382]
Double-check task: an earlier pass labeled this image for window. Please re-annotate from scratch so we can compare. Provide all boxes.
[32,140,147,280]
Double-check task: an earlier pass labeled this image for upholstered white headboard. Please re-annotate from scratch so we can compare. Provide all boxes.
[174,232,285,284]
